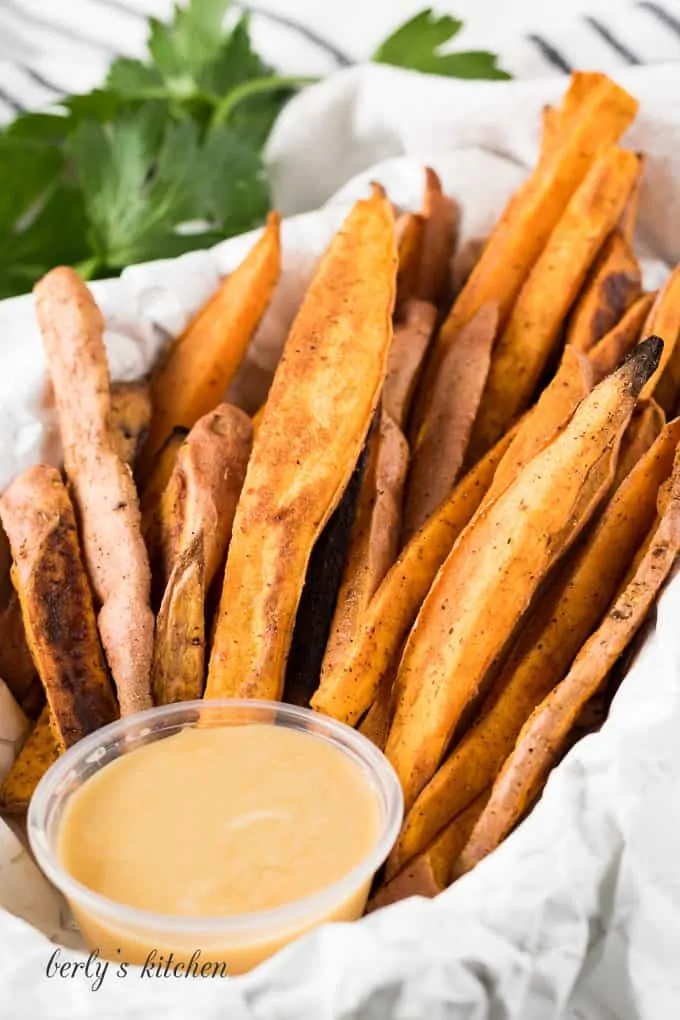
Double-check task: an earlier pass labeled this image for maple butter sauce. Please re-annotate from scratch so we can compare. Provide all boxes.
[55,721,387,973]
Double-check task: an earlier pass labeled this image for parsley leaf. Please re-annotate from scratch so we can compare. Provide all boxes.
[67,105,270,270]
[373,9,511,80]
[0,138,89,297]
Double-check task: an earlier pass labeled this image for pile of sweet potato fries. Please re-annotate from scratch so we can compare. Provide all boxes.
[2,71,680,908]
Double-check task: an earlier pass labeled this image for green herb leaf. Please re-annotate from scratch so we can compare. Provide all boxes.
[201,124,270,236]
[148,0,231,98]
[373,9,511,80]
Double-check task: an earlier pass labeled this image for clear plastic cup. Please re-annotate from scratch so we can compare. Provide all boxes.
[28,699,403,976]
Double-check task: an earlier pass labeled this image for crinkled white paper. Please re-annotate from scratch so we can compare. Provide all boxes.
[1,63,680,1019]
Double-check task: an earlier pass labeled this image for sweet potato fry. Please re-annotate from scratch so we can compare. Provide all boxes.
[566,231,642,352]
[284,428,374,708]
[486,346,593,503]
[359,660,398,750]
[0,466,118,747]
[34,267,154,716]
[139,427,187,567]
[383,300,437,429]
[538,105,560,164]
[395,213,425,311]
[206,190,397,701]
[467,146,641,458]
[640,267,680,408]
[153,538,206,704]
[415,74,637,424]
[158,404,252,590]
[588,293,656,383]
[311,427,516,726]
[0,706,60,813]
[415,168,460,307]
[388,415,679,876]
[455,438,680,876]
[321,412,408,679]
[613,400,665,487]
[0,593,41,718]
[109,380,152,467]
[451,237,486,297]
[619,155,644,245]
[385,338,661,810]
[152,407,252,705]
[139,212,280,478]
[370,791,489,907]
[402,302,497,541]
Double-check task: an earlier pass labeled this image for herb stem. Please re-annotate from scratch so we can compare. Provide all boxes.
[210,75,317,130]
[74,255,102,281]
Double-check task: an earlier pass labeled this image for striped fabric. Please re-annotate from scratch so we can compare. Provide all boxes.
[0,0,679,124]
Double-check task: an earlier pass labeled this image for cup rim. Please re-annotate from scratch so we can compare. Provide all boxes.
[27,699,404,938]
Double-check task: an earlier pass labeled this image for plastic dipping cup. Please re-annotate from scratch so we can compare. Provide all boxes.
[28,699,403,975]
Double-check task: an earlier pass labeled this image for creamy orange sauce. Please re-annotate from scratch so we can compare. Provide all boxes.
[58,725,380,918]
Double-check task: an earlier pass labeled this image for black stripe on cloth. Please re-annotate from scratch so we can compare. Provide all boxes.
[2,0,123,56]
[526,34,572,73]
[239,2,353,67]
[637,1,680,38]
[0,83,23,113]
[17,64,63,95]
[583,15,642,63]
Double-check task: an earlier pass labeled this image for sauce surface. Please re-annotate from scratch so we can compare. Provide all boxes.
[58,724,380,917]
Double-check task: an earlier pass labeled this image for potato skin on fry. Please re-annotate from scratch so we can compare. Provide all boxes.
[34,267,154,716]
[403,302,497,541]
[385,339,662,811]
[206,190,397,702]
[158,404,253,591]
[0,466,118,748]
[588,293,655,384]
[455,435,680,876]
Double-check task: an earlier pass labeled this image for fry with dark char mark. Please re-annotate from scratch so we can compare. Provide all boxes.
[34,267,154,716]
[0,706,60,813]
[403,302,497,542]
[454,436,680,876]
[385,338,662,811]
[139,213,280,479]
[467,146,641,460]
[566,231,642,352]
[388,415,678,877]
[412,74,638,433]
[0,466,118,747]
[588,293,655,383]
[109,381,152,467]
[206,190,397,702]
[312,428,516,726]
[370,791,489,907]
[383,300,436,429]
